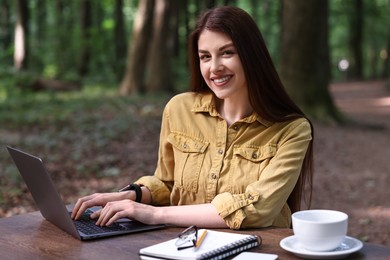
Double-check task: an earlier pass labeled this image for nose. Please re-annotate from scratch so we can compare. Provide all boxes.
[210,57,223,73]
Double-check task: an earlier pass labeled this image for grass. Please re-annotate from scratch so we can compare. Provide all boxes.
[0,79,170,207]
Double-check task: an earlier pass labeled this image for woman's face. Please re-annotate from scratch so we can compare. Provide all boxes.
[197,30,248,103]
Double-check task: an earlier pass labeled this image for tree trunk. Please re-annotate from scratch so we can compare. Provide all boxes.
[32,0,46,71]
[14,0,29,71]
[382,31,390,78]
[114,0,126,80]
[381,0,390,80]
[347,0,364,80]
[1,0,12,61]
[146,0,174,93]
[205,0,216,9]
[78,0,92,76]
[54,0,66,76]
[119,0,155,96]
[280,0,340,121]
[171,0,183,58]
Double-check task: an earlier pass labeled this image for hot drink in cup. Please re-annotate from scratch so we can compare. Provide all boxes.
[292,210,348,252]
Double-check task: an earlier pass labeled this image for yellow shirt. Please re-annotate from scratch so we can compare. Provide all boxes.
[136,92,312,229]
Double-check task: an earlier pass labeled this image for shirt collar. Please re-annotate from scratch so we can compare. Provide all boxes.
[191,92,272,127]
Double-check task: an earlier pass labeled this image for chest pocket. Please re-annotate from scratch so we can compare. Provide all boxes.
[168,133,209,192]
[231,144,277,193]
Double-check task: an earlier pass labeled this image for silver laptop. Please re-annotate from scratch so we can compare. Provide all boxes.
[7,146,165,240]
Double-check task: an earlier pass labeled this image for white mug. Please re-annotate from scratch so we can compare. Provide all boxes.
[292,209,348,252]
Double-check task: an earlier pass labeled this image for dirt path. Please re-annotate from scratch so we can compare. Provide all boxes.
[312,80,390,246]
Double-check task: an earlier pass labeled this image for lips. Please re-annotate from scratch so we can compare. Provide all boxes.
[212,76,232,85]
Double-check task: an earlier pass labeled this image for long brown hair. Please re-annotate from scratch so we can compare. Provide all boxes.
[188,6,313,213]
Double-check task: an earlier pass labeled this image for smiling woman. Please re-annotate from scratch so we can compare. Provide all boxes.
[71,6,314,231]
[197,30,250,125]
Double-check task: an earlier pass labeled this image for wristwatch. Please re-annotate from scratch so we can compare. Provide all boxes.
[118,184,143,203]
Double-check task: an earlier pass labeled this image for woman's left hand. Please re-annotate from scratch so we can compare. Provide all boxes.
[92,199,158,226]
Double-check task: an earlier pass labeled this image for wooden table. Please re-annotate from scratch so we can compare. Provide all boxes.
[0,211,389,259]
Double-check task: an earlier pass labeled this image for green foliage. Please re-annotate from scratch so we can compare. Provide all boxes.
[4,0,390,92]
[2,0,389,87]
[329,0,390,81]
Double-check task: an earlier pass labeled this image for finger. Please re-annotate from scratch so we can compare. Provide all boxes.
[75,201,95,219]
[96,207,113,226]
[72,197,88,219]
[90,209,101,219]
[96,201,128,226]
[73,195,100,219]
[105,201,137,226]
[106,211,127,226]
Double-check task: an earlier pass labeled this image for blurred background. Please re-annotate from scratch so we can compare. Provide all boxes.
[0,0,389,246]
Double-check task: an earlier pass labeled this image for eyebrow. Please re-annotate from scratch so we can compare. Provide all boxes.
[198,43,235,53]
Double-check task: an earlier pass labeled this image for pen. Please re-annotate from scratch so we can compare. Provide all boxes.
[196,230,208,248]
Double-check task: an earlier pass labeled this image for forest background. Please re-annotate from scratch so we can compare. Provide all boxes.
[0,0,389,246]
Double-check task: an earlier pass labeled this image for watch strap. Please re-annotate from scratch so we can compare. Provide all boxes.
[119,184,143,203]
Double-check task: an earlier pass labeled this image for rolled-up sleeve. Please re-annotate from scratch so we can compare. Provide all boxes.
[211,119,312,229]
[135,175,171,205]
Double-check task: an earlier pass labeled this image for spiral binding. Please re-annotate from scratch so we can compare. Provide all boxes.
[198,235,261,260]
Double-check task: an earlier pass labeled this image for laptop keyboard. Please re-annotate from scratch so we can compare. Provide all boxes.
[73,210,128,235]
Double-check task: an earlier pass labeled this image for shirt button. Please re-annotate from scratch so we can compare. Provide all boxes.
[248,194,254,200]
[233,125,239,131]
[218,149,224,155]
[211,174,217,180]
[183,143,188,149]
[252,153,257,159]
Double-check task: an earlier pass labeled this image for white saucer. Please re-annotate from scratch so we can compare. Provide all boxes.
[280,236,363,259]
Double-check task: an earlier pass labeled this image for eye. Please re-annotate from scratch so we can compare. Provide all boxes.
[222,50,235,56]
[199,54,211,61]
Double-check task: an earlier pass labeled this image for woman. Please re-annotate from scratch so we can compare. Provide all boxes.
[72,6,313,229]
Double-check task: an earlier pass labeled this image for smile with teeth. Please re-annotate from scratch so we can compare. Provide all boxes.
[213,76,231,84]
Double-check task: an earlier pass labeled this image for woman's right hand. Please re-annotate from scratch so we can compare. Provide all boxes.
[71,191,134,220]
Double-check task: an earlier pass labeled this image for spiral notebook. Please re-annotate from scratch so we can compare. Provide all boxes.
[139,229,262,260]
